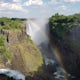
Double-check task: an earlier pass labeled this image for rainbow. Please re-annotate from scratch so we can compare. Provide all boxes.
[27,19,68,79]
[29,20,65,67]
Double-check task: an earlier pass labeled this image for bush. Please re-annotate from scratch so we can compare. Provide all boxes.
[0,17,24,30]
[49,13,80,39]
[0,35,12,60]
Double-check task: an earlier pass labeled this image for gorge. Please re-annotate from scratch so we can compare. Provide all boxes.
[26,19,67,80]
[0,13,80,80]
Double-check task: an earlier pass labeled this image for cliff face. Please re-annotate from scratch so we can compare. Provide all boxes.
[62,26,80,77]
[0,23,43,76]
[0,74,15,80]
[67,26,80,52]
[49,14,80,79]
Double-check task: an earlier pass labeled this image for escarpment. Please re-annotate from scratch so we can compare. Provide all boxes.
[0,18,43,76]
[49,13,80,79]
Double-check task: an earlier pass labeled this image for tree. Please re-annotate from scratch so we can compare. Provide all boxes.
[49,13,80,39]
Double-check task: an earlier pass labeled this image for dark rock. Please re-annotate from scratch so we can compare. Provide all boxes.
[0,74,15,80]
[49,26,80,78]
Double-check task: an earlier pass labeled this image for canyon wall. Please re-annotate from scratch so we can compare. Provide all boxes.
[0,21,43,76]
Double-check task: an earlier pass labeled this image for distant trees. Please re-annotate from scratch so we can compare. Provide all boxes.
[49,13,80,39]
[0,17,24,30]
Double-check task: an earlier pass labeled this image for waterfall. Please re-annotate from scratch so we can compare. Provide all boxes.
[26,19,67,80]
[26,19,55,63]
[26,19,49,45]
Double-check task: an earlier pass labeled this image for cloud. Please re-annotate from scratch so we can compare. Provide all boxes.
[0,0,21,3]
[0,2,22,10]
[13,0,21,3]
[0,0,13,3]
[24,0,43,6]
[56,5,67,11]
[64,0,80,3]
[49,0,80,4]
[0,2,28,13]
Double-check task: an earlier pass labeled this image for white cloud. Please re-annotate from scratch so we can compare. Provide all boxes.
[11,4,23,10]
[24,0,43,6]
[56,5,67,11]
[13,0,21,3]
[0,2,28,13]
[64,0,80,2]
[0,2,22,10]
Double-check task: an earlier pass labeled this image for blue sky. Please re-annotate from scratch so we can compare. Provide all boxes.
[0,0,80,18]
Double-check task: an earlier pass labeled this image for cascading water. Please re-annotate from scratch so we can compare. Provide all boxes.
[26,19,67,80]
[27,19,48,45]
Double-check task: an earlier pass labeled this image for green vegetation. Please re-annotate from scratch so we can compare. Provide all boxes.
[12,36,43,72]
[49,13,80,39]
[0,35,6,54]
[0,35,12,63]
[0,17,24,30]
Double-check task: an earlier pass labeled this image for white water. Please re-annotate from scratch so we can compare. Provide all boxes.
[26,19,49,45]
[0,69,25,80]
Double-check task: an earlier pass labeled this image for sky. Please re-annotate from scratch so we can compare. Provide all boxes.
[0,0,80,18]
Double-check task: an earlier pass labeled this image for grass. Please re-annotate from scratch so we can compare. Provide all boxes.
[18,37,43,72]
[0,35,12,64]
[0,17,24,30]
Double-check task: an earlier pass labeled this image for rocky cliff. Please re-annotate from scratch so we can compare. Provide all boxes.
[0,18,43,77]
[49,13,80,79]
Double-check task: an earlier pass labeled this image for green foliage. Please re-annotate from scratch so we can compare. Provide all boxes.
[0,35,5,46]
[0,35,6,53]
[5,49,12,60]
[0,35,12,61]
[49,13,80,39]
[18,37,43,72]
[0,17,24,30]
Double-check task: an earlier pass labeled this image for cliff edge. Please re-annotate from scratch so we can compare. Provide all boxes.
[0,18,43,76]
[49,13,80,79]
